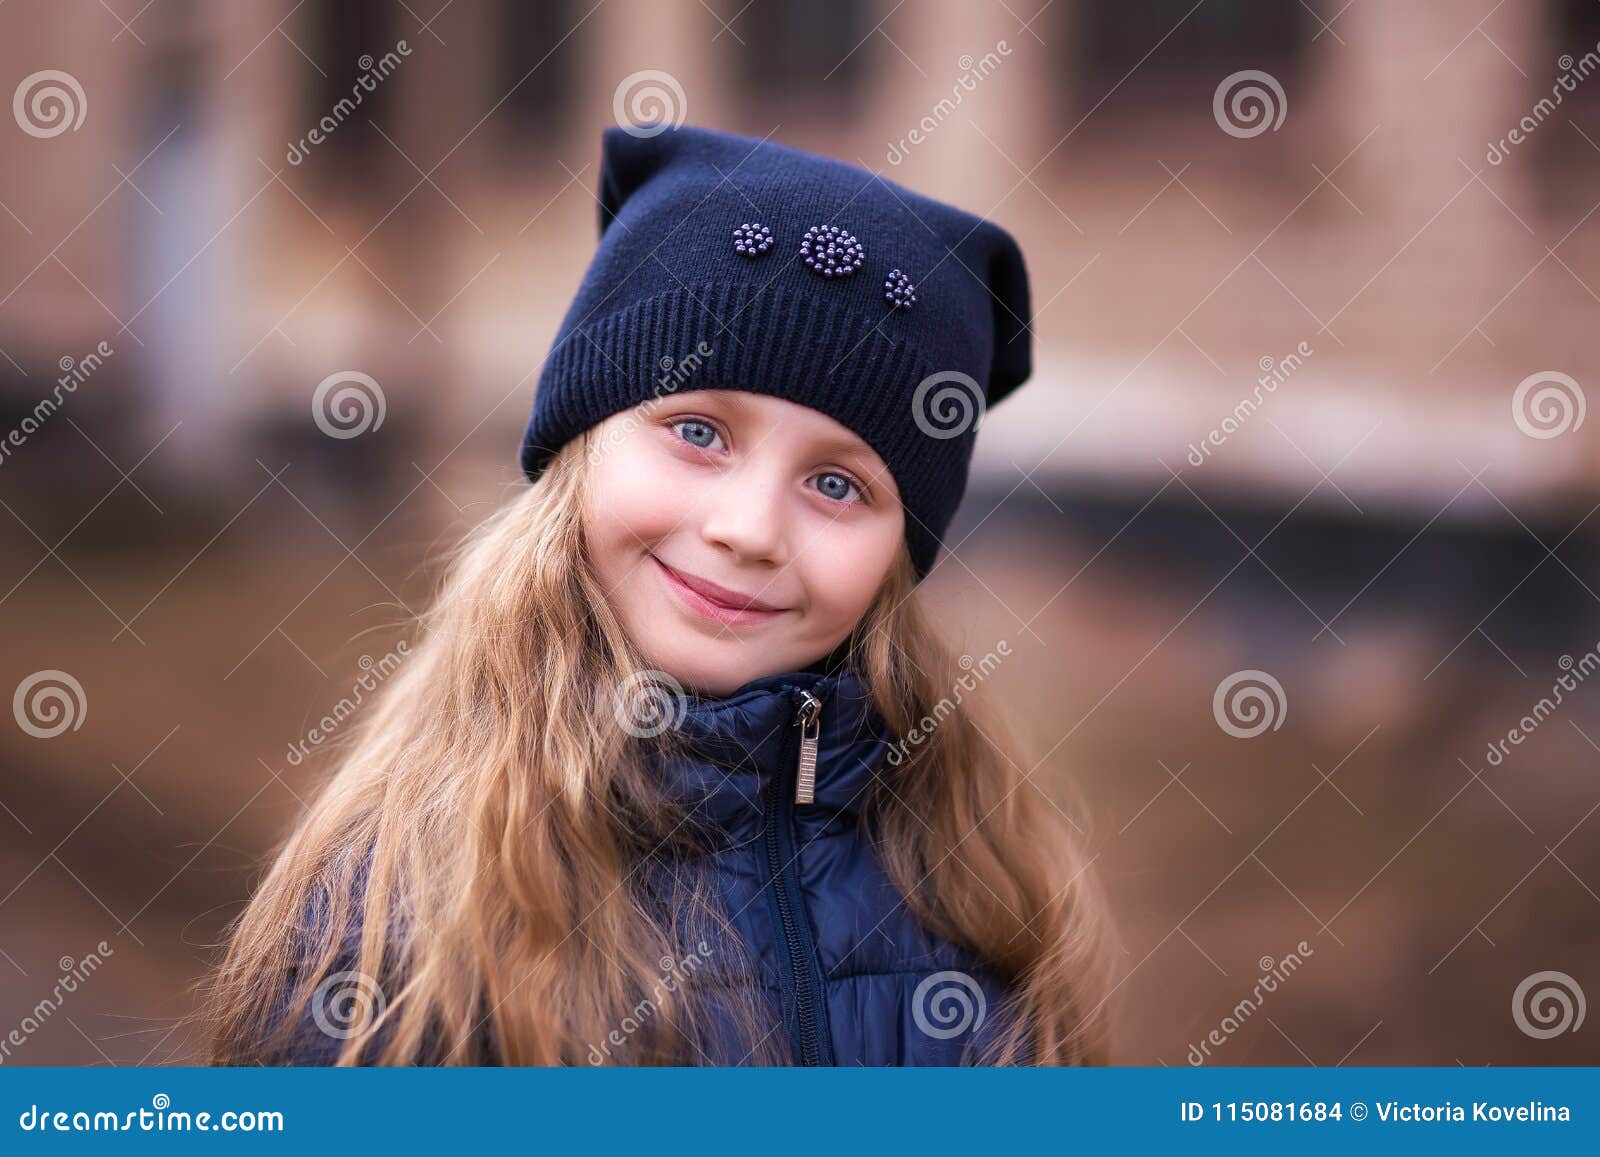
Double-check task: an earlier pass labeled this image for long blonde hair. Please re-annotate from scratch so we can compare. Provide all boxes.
[204,429,1116,1065]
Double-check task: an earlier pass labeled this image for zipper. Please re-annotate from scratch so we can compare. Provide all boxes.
[760,686,834,1065]
[793,689,822,804]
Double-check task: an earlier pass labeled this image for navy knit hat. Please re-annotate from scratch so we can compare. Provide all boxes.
[519,122,1034,580]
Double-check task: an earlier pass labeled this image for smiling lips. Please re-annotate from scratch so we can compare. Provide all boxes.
[651,555,787,626]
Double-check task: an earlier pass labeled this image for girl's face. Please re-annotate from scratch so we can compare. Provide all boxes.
[581,388,905,697]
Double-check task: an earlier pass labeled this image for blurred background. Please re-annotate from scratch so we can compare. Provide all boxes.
[1,0,1598,1065]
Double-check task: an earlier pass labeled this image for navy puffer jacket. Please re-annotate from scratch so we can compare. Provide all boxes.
[264,664,1020,1065]
[643,663,1019,1065]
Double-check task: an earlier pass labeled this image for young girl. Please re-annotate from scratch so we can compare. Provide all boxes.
[205,123,1114,1066]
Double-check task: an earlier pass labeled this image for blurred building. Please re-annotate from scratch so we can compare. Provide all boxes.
[1,1,1597,511]
[0,1,1597,1066]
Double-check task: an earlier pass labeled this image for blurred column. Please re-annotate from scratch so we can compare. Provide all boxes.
[0,4,128,357]
[581,0,723,135]
[127,1,254,500]
[1324,0,1542,268]
[881,0,1051,212]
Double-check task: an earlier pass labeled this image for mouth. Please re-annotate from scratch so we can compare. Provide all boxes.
[651,555,788,627]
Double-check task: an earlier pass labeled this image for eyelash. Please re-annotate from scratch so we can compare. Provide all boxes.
[667,416,870,506]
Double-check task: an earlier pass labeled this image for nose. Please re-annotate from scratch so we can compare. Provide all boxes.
[698,462,789,567]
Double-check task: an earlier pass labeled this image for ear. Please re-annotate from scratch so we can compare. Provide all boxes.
[597,126,676,239]
[985,229,1033,408]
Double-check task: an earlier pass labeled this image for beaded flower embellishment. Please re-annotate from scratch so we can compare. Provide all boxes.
[799,223,865,279]
[732,222,774,257]
[883,268,917,310]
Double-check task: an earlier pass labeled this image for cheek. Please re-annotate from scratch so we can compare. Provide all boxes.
[584,433,687,556]
[792,515,901,625]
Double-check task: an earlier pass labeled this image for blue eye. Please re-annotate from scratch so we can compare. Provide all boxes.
[673,419,722,450]
[814,472,861,504]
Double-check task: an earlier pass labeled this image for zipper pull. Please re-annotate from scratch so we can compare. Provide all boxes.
[793,690,822,805]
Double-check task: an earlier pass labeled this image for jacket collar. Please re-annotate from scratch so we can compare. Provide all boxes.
[648,664,893,847]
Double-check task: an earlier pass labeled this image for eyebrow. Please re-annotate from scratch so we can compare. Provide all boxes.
[805,432,880,466]
[699,391,880,465]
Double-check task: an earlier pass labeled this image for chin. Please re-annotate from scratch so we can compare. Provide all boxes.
[656,656,751,699]
[638,635,790,699]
